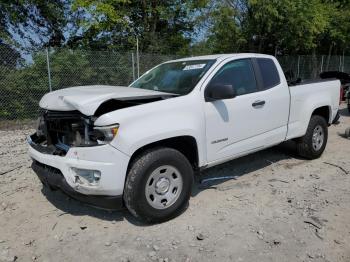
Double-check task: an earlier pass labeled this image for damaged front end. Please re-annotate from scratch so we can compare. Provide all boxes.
[27,107,129,209]
[28,109,116,156]
[26,86,174,209]
[28,93,173,156]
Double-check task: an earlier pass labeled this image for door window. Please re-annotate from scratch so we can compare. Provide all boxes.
[209,59,258,96]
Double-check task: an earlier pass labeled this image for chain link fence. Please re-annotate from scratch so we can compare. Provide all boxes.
[277,55,349,80]
[0,48,180,123]
[0,48,349,125]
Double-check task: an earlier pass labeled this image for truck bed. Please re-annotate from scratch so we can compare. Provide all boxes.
[289,78,337,87]
[286,79,340,140]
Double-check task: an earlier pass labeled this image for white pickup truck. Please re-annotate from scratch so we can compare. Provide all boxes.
[28,53,340,222]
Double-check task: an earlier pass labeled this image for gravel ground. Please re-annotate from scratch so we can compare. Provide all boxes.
[0,107,350,262]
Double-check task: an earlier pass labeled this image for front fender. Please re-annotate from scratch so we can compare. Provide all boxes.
[95,92,207,166]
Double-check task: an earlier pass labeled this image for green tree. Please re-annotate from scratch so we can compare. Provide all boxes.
[70,0,207,54]
[0,0,71,49]
[193,0,333,55]
[242,0,332,54]
[205,3,246,53]
[319,1,350,56]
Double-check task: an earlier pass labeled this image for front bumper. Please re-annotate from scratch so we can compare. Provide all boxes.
[28,134,130,209]
[32,160,123,209]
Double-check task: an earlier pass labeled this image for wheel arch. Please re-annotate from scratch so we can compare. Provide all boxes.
[311,105,331,124]
[127,136,200,173]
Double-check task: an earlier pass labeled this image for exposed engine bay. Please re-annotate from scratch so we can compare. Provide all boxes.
[29,96,171,156]
[30,110,98,156]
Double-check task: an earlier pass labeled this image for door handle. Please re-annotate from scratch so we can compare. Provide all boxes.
[252,100,265,107]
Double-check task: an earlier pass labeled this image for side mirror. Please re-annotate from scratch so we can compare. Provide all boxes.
[205,83,237,102]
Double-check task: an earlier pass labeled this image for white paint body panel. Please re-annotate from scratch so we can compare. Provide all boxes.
[28,143,130,195]
[287,81,340,140]
[202,55,290,163]
[96,91,207,167]
[31,53,340,196]
[39,85,171,115]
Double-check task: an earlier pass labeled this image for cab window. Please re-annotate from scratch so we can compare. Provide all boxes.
[256,58,280,90]
[209,59,258,96]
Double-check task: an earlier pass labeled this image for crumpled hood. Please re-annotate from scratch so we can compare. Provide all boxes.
[39,85,171,116]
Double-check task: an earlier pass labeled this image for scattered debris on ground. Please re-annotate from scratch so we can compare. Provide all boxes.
[1,108,350,261]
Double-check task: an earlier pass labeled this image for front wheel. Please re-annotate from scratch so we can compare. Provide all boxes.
[296,115,328,159]
[124,147,193,223]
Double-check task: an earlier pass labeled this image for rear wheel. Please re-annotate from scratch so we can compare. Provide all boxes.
[296,115,328,159]
[124,147,193,223]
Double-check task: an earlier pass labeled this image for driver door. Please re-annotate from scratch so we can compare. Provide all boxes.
[205,58,269,163]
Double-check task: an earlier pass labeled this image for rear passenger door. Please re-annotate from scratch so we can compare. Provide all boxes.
[204,57,290,163]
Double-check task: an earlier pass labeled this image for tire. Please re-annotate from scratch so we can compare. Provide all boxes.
[296,115,328,159]
[124,147,194,223]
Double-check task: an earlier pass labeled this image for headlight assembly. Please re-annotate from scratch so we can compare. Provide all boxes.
[94,124,119,144]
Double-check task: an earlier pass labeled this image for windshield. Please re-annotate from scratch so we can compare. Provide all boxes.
[130,60,216,95]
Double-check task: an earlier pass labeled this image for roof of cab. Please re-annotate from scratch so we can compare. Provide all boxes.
[167,53,275,63]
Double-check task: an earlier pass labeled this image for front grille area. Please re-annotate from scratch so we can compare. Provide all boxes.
[41,110,87,146]
[33,109,99,156]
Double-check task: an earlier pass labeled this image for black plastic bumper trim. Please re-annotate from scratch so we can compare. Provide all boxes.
[31,160,124,210]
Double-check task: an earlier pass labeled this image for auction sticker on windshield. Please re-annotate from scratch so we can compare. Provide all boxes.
[183,64,206,70]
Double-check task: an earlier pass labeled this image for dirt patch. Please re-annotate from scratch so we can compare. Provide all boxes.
[0,119,36,131]
[0,108,350,262]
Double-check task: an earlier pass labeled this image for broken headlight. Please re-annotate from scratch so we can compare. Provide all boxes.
[93,124,119,144]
